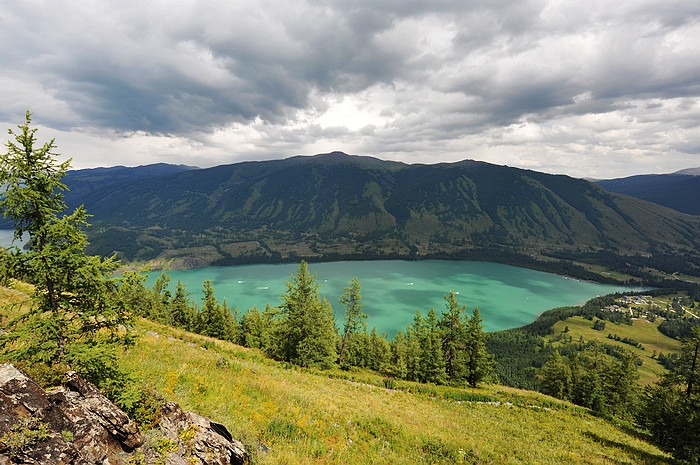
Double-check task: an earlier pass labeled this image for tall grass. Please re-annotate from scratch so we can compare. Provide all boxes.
[120,319,672,464]
[0,285,674,463]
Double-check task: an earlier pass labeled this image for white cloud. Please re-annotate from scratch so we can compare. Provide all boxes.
[317,94,389,131]
[0,0,699,177]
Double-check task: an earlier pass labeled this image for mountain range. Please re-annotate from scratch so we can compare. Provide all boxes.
[595,169,700,215]
[55,152,700,280]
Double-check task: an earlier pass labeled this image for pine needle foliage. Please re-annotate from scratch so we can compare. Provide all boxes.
[0,111,133,385]
[338,276,366,367]
[277,261,337,368]
[641,326,700,462]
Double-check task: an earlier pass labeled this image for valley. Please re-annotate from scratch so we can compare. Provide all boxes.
[3,0,700,456]
[48,153,700,286]
[2,141,700,463]
[0,284,676,464]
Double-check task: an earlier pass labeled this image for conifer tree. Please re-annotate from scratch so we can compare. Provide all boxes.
[117,270,150,317]
[602,348,640,417]
[279,261,337,368]
[340,330,371,368]
[338,276,366,367]
[464,307,493,387]
[539,350,572,399]
[221,299,240,343]
[197,280,219,337]
[673,326,700,398]
[440,291,467,382]
[196,280,238,341]
[368,327,391,374]
[641,327,700,462]
[240,306,265,349]
[389,330,409,379]
[405,310,424,381]
[0,111,132,384]
[261,304,285,358]
[419,308,447,384]
[149,272,172,324]
[568,345,606,412]
[170,279,195,330]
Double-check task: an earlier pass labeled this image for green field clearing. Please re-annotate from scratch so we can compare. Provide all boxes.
[549,316,681,385]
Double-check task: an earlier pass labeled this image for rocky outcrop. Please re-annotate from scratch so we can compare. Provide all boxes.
[146,402,247,465]
[0,364,247,464]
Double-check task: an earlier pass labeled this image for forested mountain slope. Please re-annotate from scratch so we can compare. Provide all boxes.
[65,163,198,206]
[596,171,700,215]
[61,152,700,277]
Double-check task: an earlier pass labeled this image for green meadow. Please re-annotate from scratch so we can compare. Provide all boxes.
[0,284,676,464]
[548,315,682,386]
[121,317,671,464]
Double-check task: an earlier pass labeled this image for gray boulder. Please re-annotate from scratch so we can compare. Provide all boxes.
[0,364,247,464]
[146,401,247,465]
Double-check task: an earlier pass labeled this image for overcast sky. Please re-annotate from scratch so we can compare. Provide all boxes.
[1,1,699,178]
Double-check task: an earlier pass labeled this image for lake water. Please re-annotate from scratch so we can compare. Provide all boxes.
[0,230,640,335]
[147,260,641,336]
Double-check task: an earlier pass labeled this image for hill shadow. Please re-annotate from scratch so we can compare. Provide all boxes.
[582,431,674,464]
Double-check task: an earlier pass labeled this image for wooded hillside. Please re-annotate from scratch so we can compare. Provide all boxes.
[56,153,700,279]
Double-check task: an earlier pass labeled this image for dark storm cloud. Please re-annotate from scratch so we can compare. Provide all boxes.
[0,0,699,176]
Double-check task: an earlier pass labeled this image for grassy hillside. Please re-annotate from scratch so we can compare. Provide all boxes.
[547,316,681,386]
[120,319,673,464]
[0,283,677,463]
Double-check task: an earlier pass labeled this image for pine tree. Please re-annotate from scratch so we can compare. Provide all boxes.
[149,272,172,324]
[0,111,132,385]
[464,307,493,388]
[221,299,240,342]
[641,327,700,462]
[368,327,391,374]
[339,330,370,369]
[568,346,605,412]
[440,291,467,382]
[117,270,150,317]
[389,330,408,379]
[338,277,366,367]
[673,326,700,398]
[279,261,337,368]
[261,304,285,358]
[419,308,447,384]
[405,311,424,381]
[602,348,640,418]
[170,279,195,330]
[539,350,572,399]
[240,306,265,349]
[197,280,226,339]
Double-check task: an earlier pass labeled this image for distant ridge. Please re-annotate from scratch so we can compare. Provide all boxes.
[674,167,700,176]
[60,164,199,221]
[58,153,700,279]
[68,163,197,184]
[595,171,700,215]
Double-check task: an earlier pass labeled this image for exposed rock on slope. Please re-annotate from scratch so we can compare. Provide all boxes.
[149,401,247,465]
[0,364,246,464]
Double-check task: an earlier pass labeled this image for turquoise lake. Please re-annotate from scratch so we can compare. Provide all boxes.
[0,232,641,335]
[147,260,642,336]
